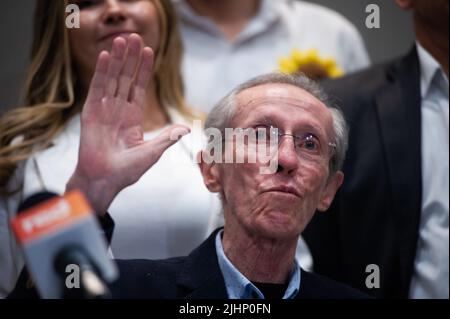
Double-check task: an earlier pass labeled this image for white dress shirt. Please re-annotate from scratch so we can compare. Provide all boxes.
[215,230,301,299]
[175,0,370,112]
[409,43,449,299]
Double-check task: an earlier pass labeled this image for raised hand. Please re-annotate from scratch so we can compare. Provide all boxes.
[66,34,190,215]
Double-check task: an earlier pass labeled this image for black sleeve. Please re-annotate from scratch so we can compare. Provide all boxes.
[7,268,39,299]
[97,212,115,245]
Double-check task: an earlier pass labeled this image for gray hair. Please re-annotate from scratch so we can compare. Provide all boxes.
[204,72,349,173]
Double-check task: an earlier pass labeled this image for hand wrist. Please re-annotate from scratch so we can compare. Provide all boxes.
[65,171,117,216]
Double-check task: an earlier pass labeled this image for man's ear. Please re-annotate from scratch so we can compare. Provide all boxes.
[317,171,344,212]
[197,151,222,193]
[395,0,413,10]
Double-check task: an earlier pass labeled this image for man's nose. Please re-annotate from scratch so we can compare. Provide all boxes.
[275,136,299,175]
[103,0,127,25]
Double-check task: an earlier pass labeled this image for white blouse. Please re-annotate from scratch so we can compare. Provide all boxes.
[0,108,222,297]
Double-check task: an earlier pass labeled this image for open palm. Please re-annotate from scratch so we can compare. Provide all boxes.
[67,34,190,214]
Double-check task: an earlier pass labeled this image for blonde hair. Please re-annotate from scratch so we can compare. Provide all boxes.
[0,0,198,195]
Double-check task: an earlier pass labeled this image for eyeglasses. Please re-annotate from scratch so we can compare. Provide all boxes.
[230,125,336,164]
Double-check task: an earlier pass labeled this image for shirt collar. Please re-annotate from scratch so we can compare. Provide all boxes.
[416,42,449,99]
[175,0,284,40]
[215,230,301,299]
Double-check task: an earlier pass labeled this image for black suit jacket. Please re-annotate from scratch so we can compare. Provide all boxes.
[9,228,367,299]
[303,48,422,299]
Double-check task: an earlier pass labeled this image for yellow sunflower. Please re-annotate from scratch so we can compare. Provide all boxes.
[278,48,344,80]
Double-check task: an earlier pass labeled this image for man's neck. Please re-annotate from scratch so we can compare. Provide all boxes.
[415,20,449,77]
[221,223,298,284]
[186,0,261,41]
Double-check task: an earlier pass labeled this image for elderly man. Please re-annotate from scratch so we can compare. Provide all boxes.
[10,36,365,299]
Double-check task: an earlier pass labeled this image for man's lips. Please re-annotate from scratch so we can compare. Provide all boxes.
[262,186,302,198]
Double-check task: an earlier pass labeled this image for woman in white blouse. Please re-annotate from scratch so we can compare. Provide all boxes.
[0,0,220,298]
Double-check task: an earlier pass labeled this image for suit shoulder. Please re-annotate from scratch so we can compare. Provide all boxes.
[322,61,393,98]
[299,270,370,299]
[320,59,399,119]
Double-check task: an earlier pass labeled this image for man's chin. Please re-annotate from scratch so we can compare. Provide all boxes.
[255,214,302,240]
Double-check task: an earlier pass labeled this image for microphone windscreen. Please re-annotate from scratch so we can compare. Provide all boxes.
[17,191,59,214]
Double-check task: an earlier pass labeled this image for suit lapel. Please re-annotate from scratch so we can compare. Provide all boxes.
[176,228,228,299]
[374,47,422,297]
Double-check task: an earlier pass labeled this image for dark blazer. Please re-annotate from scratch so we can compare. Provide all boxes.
[9,228,367,299]
[303,47,422,298]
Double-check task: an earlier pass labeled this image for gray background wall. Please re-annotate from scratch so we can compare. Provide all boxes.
[0,0,414,114]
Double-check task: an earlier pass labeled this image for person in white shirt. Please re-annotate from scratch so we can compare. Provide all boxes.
[303,0,448,298]
[409,41,448,299]
[404,0,448,299]
[174,0,371,113]
[0,0,221,298]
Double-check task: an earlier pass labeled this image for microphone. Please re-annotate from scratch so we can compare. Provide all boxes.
[17,191,58,212]
[11,190,118,299]
[54,244,110,299]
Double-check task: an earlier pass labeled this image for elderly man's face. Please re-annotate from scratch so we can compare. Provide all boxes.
[201,83,344,240]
